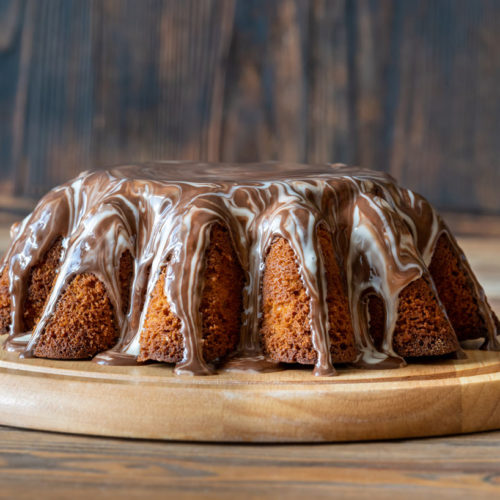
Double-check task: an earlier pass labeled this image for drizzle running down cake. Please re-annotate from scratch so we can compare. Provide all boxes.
[0,162,498,376]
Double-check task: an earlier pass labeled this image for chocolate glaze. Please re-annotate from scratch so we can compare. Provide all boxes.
[93,351,140,366]
[1,161,498,375]
[221,354,284,374]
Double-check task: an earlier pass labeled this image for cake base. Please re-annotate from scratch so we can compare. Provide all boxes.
[0,341,499,442]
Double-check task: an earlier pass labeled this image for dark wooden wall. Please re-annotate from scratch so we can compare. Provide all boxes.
[1,0,499,216]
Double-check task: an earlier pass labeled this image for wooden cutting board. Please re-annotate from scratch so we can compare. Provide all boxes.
[0,342,499,442]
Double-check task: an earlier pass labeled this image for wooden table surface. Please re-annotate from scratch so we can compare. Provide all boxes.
[0,236,499,499]
[0,425,499,500]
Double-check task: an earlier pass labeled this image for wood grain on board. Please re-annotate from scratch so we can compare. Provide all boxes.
[0,344,499,443]
[1,0,499,216]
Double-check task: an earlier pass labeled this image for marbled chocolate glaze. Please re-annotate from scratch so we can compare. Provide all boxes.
[2,162,498,374]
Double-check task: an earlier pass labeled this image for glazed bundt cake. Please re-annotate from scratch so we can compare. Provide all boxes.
[0,162,498,376]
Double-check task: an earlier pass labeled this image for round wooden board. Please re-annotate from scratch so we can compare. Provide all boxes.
[0,342,499,442]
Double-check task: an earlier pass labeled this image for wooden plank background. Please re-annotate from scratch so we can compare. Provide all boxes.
[1,0,499,216]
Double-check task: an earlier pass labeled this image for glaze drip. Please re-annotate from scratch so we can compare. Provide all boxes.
[1,162,498,373]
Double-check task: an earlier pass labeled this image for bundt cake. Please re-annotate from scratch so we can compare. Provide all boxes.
[0,162,498,376]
